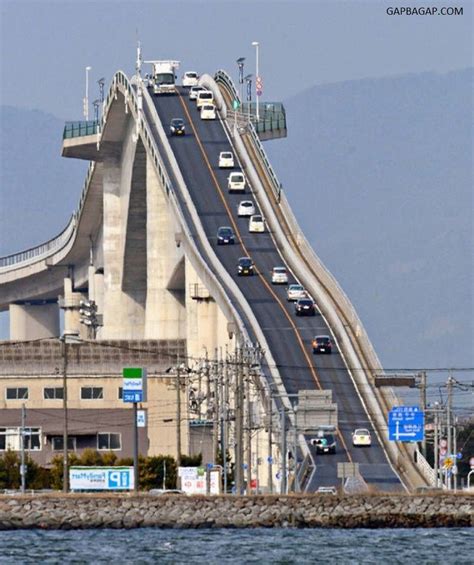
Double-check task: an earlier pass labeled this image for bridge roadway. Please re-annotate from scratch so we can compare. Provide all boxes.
[151,87,402,492]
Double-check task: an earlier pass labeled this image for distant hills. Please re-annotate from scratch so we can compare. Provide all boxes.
[1,70,473,383]
[265,68,473,376]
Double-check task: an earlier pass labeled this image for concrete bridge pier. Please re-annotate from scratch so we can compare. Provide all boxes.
[9,301,60,340]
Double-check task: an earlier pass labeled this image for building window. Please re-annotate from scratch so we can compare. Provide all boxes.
[97,432,121,451]
[51,436,76,451]
[0,427,41,451]
[81,387,103,400]
[118,387,123,400]
[44,387,64,400]
[6,387,28,400]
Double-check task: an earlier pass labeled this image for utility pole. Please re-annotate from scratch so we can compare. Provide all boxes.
[221,351,228,494]
[176,362,181,469]
[213,350,219,464]
[280,408,287,495]
[434,402,439,488]
[20,404,26,494]
[245,360,252,495]
[293,407,299,493]
[446,375,454,490]
[267,393,273,494]
[235,346,244,494]
[420,371,427,457]
[62,337,69,493]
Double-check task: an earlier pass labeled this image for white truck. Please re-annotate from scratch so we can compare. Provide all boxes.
[145,60,180,94]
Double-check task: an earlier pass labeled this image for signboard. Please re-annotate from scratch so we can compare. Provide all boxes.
[70,466,134,491]
[256,76,263,96]
[178,466,220,495]
[232,99,240,110]
[136,410,146,428]
[388,405,424,442]
[123,367,147,403]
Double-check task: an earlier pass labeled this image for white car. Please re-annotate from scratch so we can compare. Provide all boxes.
[352,429,372,447]
[201,104,216,120]
[271,266,288,285]
[189,85,206,100]
[219,151,235,168]
[249,214,265,233]
[286,284,306,302]
[228,172,246,192]
[237,200,255,217]
[196,90,214,109]
[182,71,199,87]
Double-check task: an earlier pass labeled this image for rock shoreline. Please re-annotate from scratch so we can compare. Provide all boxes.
[0,494,472,530]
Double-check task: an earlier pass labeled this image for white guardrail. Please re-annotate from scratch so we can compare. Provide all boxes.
[212,70,425,489]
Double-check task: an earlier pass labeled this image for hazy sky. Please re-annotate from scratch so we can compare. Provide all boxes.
[1,0,472,119]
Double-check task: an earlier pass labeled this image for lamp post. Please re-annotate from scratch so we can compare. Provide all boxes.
[244,74,252,122]
[83,66,92,121]
[236,57,245,107]
[251,42,260,122]
[60,330,81,492]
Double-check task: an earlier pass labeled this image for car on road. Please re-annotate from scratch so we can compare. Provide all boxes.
[237,257,254,276]
[312,335,332,354]
[237,200,255,217]
[249,214,264,233]
[196,90,214,109]
[148,489,187,495]
[219,151,235,169]
[271,266,288,285]
[201,104,216,120]
[286,284,306,302]
[311,429,337,454]
[352,428,372,447]
[217,226,235,245]
[228,172,246,192]
[170,118,185,136]
[182,71,199,87]
[189,85,206,100]
[295,297,316,316]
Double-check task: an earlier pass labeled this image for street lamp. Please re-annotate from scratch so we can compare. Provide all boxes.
[83,66,92,121]
[60,330,81,492]
[244,74,252,122]
[236,57,245,107]
[251,42,260,122]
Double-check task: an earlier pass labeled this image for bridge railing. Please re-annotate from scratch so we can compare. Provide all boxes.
[63,120,100,139]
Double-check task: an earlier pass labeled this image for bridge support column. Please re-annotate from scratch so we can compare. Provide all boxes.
[9,302,59,340]
[144,156,186,339]
[62,277,87,338]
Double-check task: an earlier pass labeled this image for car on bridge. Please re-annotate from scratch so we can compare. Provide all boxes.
[237,200,255,217]
[182,71,199,87]
[295,297,316,316]
[271,266,288,285]
[170,118,185,136]
[237,257,254,276]
[312,335,332,354]
[286,284,306,302]
[352,428,372,447]
[189,85,206,100]
[217,226,235,245]
[249,214,265,233]
[311,429,337,454]
[201,104,216,120]
[228,172,246,193]
[219,151,235,169]
[196,90,214,110]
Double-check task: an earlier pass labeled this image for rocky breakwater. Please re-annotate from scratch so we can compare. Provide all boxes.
[0,494,472,529]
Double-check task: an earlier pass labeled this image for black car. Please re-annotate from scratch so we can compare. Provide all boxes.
[312,335,332,354]
[237,257,254,276]
[311,433,337,454]
[295,298,316,316]
[217,226,235,245]
[170,118,185,136]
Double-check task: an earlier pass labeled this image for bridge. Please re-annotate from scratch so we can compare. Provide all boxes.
[0,65,430,493]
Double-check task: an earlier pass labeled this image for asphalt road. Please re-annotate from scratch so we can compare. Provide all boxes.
[150,87,402,492]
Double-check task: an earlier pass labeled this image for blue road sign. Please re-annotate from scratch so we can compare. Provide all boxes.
[123,390,143,403]
[389,405,424,442]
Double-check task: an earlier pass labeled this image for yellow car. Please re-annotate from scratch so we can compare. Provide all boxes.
[352,428,372,447]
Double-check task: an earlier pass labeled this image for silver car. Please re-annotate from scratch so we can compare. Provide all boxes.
[237,200,255,217]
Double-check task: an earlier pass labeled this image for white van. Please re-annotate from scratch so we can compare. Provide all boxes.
[201,104,216,120]
[196,90,214,109]
[228,172,246,192]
